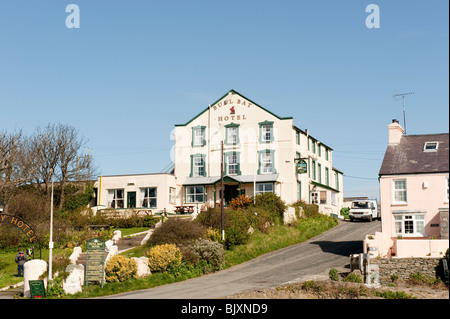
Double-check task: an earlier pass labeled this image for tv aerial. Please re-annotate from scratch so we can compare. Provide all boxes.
[393,90,414,134]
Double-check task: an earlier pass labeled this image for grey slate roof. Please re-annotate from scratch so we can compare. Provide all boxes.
[379,133,449,176]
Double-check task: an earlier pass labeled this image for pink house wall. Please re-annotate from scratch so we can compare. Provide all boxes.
[379,173,449,256]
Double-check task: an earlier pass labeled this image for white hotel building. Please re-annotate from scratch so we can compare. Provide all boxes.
[95,90,344,216]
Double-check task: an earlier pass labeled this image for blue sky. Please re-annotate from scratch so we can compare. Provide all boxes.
[0,1,448,199]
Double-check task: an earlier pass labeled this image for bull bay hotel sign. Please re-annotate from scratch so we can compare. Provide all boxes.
[212,96,252,122]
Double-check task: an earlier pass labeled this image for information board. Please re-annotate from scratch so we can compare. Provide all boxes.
[85,238,105,287]
[29,280,46,299]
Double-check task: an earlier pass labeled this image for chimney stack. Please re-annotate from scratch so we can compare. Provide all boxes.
[388,119,404,144]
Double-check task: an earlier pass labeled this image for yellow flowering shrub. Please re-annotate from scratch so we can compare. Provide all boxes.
[105,255,138,282]
[146,243,182,272]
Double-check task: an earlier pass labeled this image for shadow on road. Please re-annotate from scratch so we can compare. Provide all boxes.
[310,240,363,257]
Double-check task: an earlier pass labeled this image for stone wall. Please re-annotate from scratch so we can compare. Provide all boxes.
[370,258,442,285]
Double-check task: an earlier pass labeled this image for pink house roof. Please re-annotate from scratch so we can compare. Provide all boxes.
[379,133,449,176]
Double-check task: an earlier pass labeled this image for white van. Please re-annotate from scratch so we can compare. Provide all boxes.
[349,199,379,222]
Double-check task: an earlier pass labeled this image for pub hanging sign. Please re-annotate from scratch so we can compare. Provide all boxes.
[297,159,307,174]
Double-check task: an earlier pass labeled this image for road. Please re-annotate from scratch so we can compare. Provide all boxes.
[102,220,381,299]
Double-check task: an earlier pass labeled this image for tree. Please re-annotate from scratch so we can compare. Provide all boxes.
[0,130,36,204]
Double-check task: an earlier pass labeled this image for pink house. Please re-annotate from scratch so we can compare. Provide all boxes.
[364,120,449,258]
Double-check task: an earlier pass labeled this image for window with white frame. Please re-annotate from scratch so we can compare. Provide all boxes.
[259,151,275,174]
[191,154,206,177]
[423,141,439,152]
[186,185,205,203]
[192,126,206,147]
[227,153,239,175]
[394,214,425,237]
[225,125,239,145]
[141,187,157,208]
[169,187,176,204]
[108,189,124,208]
[255,183,274,195]
[259,121,274,143]
[393,179,407,203]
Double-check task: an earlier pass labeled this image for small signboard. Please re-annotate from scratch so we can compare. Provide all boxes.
[297,159,307,174]
[85,238,105,287]
[29,280,46,299]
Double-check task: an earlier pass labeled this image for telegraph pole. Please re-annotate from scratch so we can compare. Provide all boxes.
[220,141,225,248]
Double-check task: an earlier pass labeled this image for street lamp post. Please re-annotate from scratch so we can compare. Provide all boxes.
[48,172,54,281]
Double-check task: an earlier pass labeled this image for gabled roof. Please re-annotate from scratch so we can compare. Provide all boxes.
[379,133,449,176]
[175,89,293,127]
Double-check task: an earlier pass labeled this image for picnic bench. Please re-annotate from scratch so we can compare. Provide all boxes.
[174,206,195,214]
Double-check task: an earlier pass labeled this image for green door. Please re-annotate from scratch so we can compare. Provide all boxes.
[127,192,136,208]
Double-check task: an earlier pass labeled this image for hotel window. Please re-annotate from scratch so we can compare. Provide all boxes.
[225,123,240,145]
[311,192,319,204]
[325,148,329,161]
[190,154,206,177]
[320,191,327,204]
[186,185,205,203]
[225,152,240,175]
[296,131,301,145]
[393,179,407,204]
[141,187,157,208]
[334,171,339,191]
[325,167,329,186]
[192,126,206,147]
[255,183,274,195]
[169,187,176,204]
[108,189,124,208]
[318,163,322,183]
[312,160,316,180]
[258,150,276,174]
[259,121,274,143]
[394,214,425,237]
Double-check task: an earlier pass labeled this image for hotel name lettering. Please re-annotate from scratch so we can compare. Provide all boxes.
[0,214,37,242]
[213,98,252,122]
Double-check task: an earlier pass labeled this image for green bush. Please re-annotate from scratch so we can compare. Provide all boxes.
[191,239,225,272]
[329,268,339,281]
[147,218,207,247]
[291,200,319,218]
[225,210,251,250]
[343,272,363,283]
[250,193,287,223]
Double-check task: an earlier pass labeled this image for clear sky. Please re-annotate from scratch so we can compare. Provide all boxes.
[1,1,448,200]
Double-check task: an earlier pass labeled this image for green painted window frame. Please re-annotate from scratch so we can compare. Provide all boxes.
[224,123,240,145]
[224,151,241,176]
[312,160,316,180]
[325,167,329,186]
[318,163,322,183]
[192,125,206,147]
[190,154,206,177]
[258,121,274,143]
[257,149,276,175]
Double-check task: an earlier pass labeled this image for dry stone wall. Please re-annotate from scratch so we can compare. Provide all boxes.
[370,257,442,285]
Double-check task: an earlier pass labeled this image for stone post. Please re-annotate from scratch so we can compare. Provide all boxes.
[23,259,48,298]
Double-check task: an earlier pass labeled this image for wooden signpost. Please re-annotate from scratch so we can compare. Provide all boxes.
[85,238,105,287]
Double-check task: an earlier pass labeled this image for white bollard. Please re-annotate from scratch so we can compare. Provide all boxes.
[23,259,48,298]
